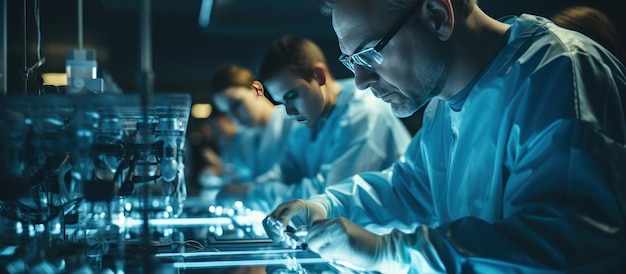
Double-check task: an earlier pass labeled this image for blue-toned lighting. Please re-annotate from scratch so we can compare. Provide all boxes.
[198,0,214,27]
[171,258,328,268]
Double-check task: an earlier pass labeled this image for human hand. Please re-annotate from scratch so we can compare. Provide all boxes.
[306,217,384,272]
[263,199,327,248]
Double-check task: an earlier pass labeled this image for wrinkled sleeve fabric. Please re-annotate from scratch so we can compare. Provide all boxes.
[310,133,437,234]
[374,122,626,273]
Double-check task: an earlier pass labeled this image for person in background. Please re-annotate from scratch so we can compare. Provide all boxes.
[550,5,625,64]
[196,111,252,187]
[202,65,296,189]
[264,0,626,272]
[216,36,411,212]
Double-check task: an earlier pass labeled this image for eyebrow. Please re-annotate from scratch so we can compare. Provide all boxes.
[342,37,377,56]
[352,38,378,54]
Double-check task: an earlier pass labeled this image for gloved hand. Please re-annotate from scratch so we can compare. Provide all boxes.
[306,217,385,272]
[263,199,327,247]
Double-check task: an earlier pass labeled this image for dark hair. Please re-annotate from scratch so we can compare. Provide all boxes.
[210,64,256,94]
[551,6,625,63]
[258,36,327,82]
[318,0,475,19]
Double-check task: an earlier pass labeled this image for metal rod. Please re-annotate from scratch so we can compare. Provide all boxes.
[139,0,154,273]
[23,0,27,94]
[77,0,83,49]
[172,258,329,268]
[1,0,7,95]
[139,0,153,94]
[156,249,304,258]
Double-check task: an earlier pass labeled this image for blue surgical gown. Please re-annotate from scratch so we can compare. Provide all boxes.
[216,105,295,183]
[246,79,412,212]
[310,14,626,273]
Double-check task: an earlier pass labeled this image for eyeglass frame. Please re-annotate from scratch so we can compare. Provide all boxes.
[339,1,422,73]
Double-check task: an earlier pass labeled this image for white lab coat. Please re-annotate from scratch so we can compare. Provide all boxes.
[310,14,626,273]
[247,79,412,212]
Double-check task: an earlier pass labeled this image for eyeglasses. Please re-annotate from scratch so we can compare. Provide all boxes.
[339,2,422,73]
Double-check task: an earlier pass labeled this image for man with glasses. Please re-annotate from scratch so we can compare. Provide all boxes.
[264,0,626,272]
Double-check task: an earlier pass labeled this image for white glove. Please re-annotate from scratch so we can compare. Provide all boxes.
[263,199,327,247]
[305,217,385,272]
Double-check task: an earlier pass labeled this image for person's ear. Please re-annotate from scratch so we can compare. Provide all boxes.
[251,80,265,96]
[422,0,454,41]
[312,64,327,86]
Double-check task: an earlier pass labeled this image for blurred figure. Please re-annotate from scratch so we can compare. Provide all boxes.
[217,36,411,212]
[211,64,295,180]
[551,5,625,63]
[199,65,295,191]
[198,111,251,183]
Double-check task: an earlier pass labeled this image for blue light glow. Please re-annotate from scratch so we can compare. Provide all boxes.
[198,0,214,27]
[171,258,327,268]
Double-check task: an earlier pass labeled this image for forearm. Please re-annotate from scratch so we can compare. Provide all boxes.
[309,168,435,234]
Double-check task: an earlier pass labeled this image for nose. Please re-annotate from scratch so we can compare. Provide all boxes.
[353,66,378,90]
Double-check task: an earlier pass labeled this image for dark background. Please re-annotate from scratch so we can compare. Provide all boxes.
[5,0,625,100]
[3,0,625,190]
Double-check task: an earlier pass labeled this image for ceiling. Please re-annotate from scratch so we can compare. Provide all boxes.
[5,0,624,102]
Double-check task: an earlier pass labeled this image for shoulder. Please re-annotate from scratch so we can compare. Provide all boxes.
[340,89,397,129]
[506,14,620,73]
[485,15,626,139]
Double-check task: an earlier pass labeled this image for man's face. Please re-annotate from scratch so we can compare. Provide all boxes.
[333,1,449,118]
[213,86,261,128]
[264,68,324,128]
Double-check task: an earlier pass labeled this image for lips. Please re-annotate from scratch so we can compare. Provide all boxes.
[375,92,397,103]
[372,88,392,99]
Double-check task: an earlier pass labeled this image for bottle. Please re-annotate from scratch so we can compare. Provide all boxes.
[66,49,98,94]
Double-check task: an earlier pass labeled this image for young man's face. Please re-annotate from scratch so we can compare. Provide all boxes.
[333,0,449,118]
[264,68,325,128]
[213,86,262,128]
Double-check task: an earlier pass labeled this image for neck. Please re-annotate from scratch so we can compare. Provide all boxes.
[256,99,276,127]
[319,78,341,119]
[439,6,510,99]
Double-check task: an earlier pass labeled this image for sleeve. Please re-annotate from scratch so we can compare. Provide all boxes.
[375,122,626,273]
[311,131,438,234]
[246,102,411,213]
